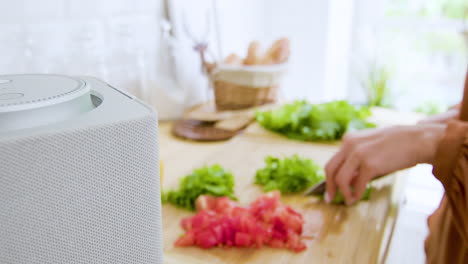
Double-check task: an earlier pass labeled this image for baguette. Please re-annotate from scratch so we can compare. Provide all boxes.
[260,38,290,65]
[223,53,243,66]
[243,41,262,65]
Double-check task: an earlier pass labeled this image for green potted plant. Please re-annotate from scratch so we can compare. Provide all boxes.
[361,63,392,108]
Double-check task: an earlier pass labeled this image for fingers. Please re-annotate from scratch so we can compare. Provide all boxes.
[325,129,380,205]
[352,169,370,202]
[325,150,346,203]
[334,153,360,205]
[351,143,379,201]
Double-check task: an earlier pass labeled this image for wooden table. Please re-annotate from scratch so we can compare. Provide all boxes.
[160,108,421,264]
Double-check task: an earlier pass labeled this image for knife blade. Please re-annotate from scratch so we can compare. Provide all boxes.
[303,174,387,196]
[303,180,327,196]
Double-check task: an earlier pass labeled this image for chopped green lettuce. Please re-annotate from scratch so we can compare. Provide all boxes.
[255,155,374,204]
[256,100,375,141]
[163,165,236,211]
[325,187,374,204]
[255,155,325,194]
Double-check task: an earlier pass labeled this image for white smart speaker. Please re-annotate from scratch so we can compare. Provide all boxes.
[0,74,163,263]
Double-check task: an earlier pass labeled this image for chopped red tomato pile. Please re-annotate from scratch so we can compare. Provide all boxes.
[174,191,307,252]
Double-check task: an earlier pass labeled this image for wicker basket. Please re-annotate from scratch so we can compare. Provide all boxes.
[209,64,287,111]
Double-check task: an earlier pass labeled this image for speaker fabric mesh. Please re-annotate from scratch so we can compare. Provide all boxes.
[0,115,163,263]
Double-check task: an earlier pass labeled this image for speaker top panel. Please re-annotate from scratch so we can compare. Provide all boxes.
[0,74,90,113]
[0,74,156,137]
[0,74,96,132]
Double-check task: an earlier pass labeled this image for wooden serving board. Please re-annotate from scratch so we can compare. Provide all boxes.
[159,108,422,264]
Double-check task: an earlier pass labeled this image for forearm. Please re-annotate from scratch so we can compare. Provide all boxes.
[418,124,447,164]
[324,123,446,205]
[418,109,459,125]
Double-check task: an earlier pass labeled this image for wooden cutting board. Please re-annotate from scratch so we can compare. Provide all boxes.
[159,108,422,264]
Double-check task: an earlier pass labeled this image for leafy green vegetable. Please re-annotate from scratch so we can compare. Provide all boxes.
[255,155,374,204]
[324,187,374,204]
[161,192,168,203]
[163,164,236,211]
[256,100,375,141]
[255,155,325,194]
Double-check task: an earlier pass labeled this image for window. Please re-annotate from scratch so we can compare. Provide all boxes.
[349,0,467,111]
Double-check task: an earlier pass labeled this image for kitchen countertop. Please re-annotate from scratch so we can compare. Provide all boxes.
[159,108,422,264]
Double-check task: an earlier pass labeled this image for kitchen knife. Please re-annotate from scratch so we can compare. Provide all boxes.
[303,174,387,196]
[303,180,327,196]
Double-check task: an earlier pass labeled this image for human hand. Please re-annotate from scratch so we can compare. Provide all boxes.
[325,124,446,205]
[418,108,459,125]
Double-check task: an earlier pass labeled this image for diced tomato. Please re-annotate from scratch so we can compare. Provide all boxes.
[271,217,288,240]
[235,232,252,247]
[221,220,235,244]
[269,238,285,248]
[190,211,214,230]
[195,195,217,211]
[175,192,309,252]
[286,206,303,219]
[175,231,195,247]
[287,215,303,234]
[276,207,303,234]
[181,217,192,231]
[239,214,253,233]
[196,230,219,248]
[231,206,249,217]
[214,197,237,214]
[211,225,224,243]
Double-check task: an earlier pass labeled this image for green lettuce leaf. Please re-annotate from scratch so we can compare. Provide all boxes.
[163,164,236,211]
[255,155,325,194]
[255,155,373,204]
[256,100,376,141]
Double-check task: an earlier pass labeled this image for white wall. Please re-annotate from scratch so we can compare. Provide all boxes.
[264,0,331,101]
[323,0,355,102]
[216,0,269,59]
[0,0,161,98]
[0,0,353,105]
